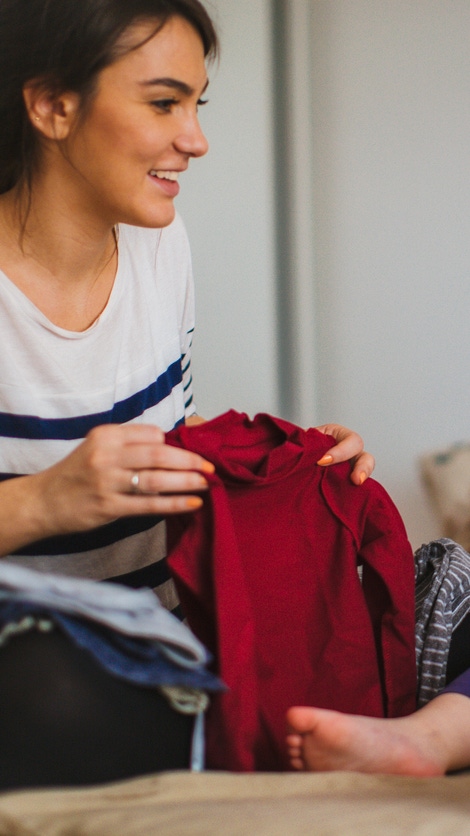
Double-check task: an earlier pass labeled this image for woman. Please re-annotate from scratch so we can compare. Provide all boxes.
[0,0,370,788]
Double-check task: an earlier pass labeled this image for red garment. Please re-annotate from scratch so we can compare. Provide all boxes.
[166,411,417,772]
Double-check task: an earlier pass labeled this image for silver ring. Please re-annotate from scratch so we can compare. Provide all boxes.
[130,471,141,493]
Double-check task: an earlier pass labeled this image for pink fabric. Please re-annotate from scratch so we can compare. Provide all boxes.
[166,411,417,772]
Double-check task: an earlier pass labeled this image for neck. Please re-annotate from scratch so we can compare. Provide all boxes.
[0,184,119,331]
[4,180,116,281]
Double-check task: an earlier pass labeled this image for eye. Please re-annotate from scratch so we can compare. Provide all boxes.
[197,98,209,109]
[151,98,177,113]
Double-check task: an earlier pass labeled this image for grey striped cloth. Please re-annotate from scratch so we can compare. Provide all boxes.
[415,538,470,706]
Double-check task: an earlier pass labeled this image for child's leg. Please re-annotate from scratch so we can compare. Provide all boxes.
[286,691,470,776]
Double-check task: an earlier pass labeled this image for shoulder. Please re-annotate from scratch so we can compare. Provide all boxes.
[116,215,193,311]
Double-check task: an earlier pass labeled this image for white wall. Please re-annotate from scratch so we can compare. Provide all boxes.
[310,1,470,547]
[176,0,278,420]
[178,0,470,550]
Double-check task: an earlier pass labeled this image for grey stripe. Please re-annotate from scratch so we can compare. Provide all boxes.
[415,538,470,705]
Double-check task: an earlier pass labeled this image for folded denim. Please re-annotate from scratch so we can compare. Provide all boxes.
[0,561,207,667]
[0,601,224,692]
[0,562,224,693]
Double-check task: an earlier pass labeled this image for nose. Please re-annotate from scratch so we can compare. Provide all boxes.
[174,113,209,158]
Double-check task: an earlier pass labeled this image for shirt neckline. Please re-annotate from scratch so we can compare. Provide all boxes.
[0,227,126,339]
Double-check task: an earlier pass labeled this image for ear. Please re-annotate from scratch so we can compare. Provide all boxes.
[22,82,81,140]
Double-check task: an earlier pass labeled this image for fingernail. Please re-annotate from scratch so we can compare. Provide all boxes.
[317,454,333,466]
[201,461,215,474]
[359,472,367,485]
[187,497,203,508]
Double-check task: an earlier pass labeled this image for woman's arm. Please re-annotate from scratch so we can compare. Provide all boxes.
[0,423,214,557]
[0,419,373,557]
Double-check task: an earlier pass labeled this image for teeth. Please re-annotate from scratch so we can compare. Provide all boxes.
[150,170,179,181]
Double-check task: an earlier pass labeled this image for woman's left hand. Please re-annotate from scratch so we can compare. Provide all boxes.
[314,424,375,485]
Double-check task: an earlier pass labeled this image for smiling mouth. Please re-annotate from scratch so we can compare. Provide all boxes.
[149,170,179,181]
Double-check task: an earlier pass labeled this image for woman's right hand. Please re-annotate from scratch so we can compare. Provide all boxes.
[0,424,213,555]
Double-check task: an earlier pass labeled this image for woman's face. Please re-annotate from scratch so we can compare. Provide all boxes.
[62,16,209,229]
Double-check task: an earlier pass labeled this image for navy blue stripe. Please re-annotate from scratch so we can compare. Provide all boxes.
[169,604,185,621]
[107,559,185,619]
[107,558,171,589]
[0,360,182,440]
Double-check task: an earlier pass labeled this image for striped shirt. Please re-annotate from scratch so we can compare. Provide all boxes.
[0,213,196,615]
[415,538,470,705]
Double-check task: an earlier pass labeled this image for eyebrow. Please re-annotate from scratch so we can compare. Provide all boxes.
[140,77,209,96]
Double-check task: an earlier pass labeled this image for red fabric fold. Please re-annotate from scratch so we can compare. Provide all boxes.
[166,411,416,772]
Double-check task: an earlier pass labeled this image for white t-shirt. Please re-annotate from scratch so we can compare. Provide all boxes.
[0,213,196,614]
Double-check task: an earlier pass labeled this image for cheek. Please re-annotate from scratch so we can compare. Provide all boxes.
[107,124,165,167]
[70,107,169,188]
[77,109,142,159]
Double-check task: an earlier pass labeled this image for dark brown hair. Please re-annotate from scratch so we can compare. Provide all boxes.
[0,0,218,194]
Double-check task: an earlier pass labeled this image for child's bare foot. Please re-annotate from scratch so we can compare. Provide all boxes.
[285,698,470,777]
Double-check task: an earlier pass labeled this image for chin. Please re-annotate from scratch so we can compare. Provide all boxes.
[127,204,176,230]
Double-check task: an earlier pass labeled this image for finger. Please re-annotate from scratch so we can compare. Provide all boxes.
[124,468,210,496]
[315,423,375,485]
[86,424,215,476]
[113,491,204,516]
[317,448,375,485]
[89,423,166,446]
[349,451,375,485]
[121,441,215,475]
[316,429,364,466]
